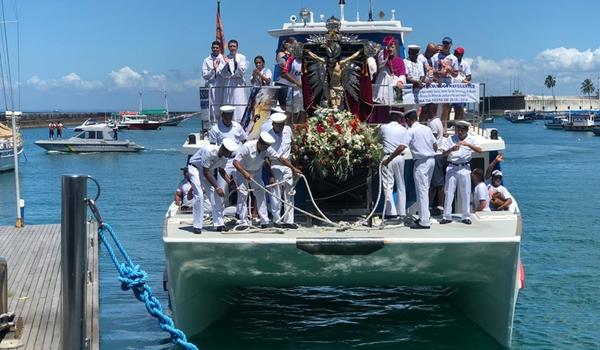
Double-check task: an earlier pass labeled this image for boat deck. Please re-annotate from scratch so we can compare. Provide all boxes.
[164,209,521,243]
[0,223,99,350]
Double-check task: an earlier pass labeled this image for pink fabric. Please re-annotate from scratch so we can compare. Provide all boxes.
[387,55,406,77]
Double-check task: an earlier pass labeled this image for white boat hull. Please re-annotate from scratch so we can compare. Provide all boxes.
[0,145,23,172]
[163,209,522,347]
[34,140,143,152]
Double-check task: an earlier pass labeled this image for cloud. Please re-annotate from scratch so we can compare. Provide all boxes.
[27,75,50,90]
[27,73,102,91]
[470,56,523,79]
[109,66,143,88]
[535,47,600,71]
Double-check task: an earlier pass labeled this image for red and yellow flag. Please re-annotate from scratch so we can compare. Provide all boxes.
[216,0,225,55]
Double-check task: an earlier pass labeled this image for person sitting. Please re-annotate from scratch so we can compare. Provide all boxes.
[175,167,194,212]
[471,168,490,212]
[488,170,513,211]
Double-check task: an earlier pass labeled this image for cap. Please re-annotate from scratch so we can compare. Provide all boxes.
[390,110,404,117]
[454,47,465,55]
[442,36,453,44]
[270,112,287,123]
[404,109,418,120]
[492,170,503,177]
[270,106,286,113]
[259,131,276,145]
[220,105,235,113]
[407,44,421,51]
[455,120,471,128]
[221,138,239,152]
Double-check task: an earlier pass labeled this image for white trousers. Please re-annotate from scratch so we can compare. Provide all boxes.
[235,169,269,226]
[443,164,472,220]
[270,166,295,224]
[413,157,435,226]
[382,155,406,216]
[187,165,204,230]
[199,175,224,228]
[214,160,236,214]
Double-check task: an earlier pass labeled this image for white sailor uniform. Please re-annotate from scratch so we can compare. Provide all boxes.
[407,122,437,226]
[380,121,409,217]
[442,134,478,220]
[268,125,295,224]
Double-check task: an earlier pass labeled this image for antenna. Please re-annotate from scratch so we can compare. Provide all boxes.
[356,0,359,21]
[339,0,345,22]
[368,0,373,21]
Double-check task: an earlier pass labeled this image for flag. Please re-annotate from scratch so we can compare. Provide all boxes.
[216,0,225,54]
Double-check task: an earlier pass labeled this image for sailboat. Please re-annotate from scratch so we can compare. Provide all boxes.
[0,116,23,172]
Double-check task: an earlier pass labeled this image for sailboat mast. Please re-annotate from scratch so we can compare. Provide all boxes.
[8,111,22,227]
[164,88,169,118]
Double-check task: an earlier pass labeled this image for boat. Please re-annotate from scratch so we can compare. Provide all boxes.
[593,127,600,136]
[562,113,596,131]
[119,113,162,130]
[508,112,534,123]
[544,115,568,129]
[73,118,126,132]
[0,122,23,172]
[160,113,190,126]
[162,6,523,348]
[34,125,144,152]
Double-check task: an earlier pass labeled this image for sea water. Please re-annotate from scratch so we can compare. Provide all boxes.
[0,118,598,349]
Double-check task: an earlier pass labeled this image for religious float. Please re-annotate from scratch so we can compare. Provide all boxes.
[163,4,523,348]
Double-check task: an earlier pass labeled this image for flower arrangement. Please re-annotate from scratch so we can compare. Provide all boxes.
[293,108,384,181]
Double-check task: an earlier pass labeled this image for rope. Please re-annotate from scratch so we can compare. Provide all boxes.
[97,223,198,350]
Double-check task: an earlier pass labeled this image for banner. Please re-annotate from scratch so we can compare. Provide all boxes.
[399,83,480,105]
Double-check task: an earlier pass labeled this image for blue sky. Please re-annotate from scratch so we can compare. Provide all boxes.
[5,0,600,111]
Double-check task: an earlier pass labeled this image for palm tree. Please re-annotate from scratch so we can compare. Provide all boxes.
[580,78,595,110]
[544,75,557,112]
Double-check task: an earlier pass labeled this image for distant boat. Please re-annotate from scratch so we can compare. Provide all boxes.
[562,113,596,131]
[120,114,162,130]
[508,112,534,123]
[0,122,23,172]
[160,114,190,126]
[592,127,600,136]
[544,115,568,130]
[73,118,126,132]
[34,125,144,152]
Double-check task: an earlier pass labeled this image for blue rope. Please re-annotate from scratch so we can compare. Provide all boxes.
[98,223,199,350]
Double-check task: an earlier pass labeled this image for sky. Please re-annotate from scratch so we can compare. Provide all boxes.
[3,0,600,111]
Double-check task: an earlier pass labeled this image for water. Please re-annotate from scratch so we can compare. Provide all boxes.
[1,118,599,349]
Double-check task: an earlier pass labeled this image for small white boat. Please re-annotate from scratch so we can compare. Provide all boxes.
[34,125,143,153]
[73,118,126,132]
[0,123,23,172]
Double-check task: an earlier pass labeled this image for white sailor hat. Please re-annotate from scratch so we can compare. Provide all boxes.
[221,138,239,153]
[259,131,276,145]
[270,112,287,123]
[407,44,421,50]
[492,170,503,177]
[455,120,471,128]
[220,105,235,113]
[390,110,404,117]
[270,106,286,113]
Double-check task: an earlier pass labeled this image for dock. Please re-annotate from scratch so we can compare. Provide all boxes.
[0,223,99,349]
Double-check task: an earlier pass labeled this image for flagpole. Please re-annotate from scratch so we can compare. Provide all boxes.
[7,110,23,227]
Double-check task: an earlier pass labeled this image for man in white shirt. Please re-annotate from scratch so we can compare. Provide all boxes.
[418,43,438,83]
[266,113,302,228]
[452,47,472,120]
[202,41,226,119]
[488,170,514,211]
[380,111,409,220]
[175,167,194,210]
[187,139,238,234]
[384,110,438,229]
[404,45,425,89]
[218,39,248,122]
[233,132,298,228]
[471,168,490,212]
[426,105,446,215]
[208,105,248,209]
[431,37,459,123]
[440,121,482,225]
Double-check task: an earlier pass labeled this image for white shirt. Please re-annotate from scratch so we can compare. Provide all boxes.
[488,184,513,200]
[367,56,377,80]
[453,59,472,83]
[379,121,408,154]
[189,145,228,171]
[235,140,278,172]
[202,54,225,85]
[473,182,490,212]
[427,117,444,147]
[403,59,424,82]
[275,51,294,86]
[268,125,293,161]
[176,180,194,207]
[208,121,247,146]
[431,52,459,82]
[407,123,437,160]
[417,54,431,71]
[443,134,478,164]
[251,67,272,86]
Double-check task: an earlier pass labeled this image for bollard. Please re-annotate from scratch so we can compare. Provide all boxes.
[0,257,7,315]
[61,175,88,350]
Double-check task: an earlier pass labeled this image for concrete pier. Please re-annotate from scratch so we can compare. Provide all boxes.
[0,223,99,350]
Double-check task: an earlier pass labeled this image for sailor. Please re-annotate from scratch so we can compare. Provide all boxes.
[380,110,409,220]
[174,167,194,211]
[233,132,298,228]
[202,41,226,119]
[267,112,302,229]
[208,105,248,209]
[188,138,239,232]
[440,120,482,225]
[260,106,286,133]
[218,39,248,122]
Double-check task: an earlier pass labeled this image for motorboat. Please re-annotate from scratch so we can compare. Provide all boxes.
[0,122,23,172]
[74,118,126,132]
[508,112,534,123]
[162,6,523,349]
[160,114,190,126]
[562,113,596,131]
[120,114,162,130]
[34,125,143,152]
[544,115,568,129]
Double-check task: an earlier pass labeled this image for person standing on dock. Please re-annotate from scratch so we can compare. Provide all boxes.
[380,110,409,220]
[219,39,248,122]
[203,41,226,120]
[188,138,239,233]
[48,121,55,140]
[439,120,482,225]
[266,112,302,229]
